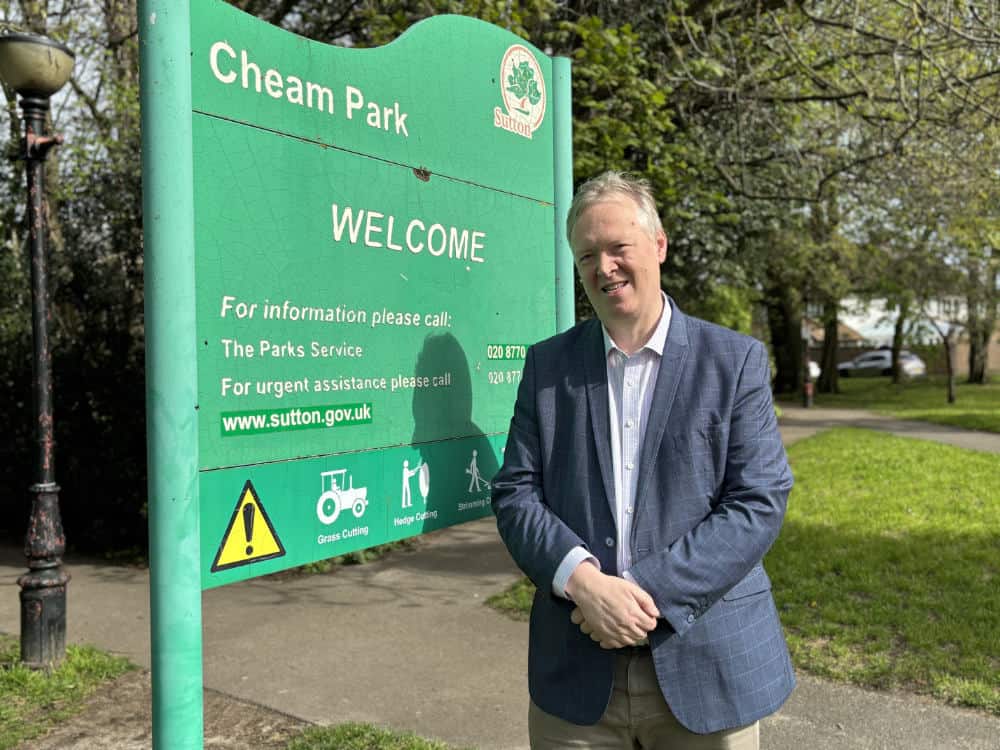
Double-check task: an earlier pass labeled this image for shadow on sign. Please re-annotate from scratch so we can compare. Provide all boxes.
[411,333,501,523]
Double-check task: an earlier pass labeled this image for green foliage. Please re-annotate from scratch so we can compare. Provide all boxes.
[680,284,753,334]
[287,722,466,750]
[0,634,134,749]
[354,0,556,49]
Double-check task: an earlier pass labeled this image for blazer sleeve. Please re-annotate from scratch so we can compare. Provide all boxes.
[627,339,793,636]
[491,345,590,595]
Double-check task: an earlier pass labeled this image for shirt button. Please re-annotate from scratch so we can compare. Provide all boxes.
[605,537,615,548]
[626,462,634,471]
[625,419,634,428]
[626,507,633,514]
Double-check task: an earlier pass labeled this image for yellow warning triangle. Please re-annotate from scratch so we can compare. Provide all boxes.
[211,480,286,573]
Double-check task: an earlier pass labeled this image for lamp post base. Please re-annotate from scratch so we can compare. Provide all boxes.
[18,568,70,668]
[18,482,70,668]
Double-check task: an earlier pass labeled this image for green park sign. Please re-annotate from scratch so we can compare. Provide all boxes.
[190,0,564,588]
[140,0,572,746]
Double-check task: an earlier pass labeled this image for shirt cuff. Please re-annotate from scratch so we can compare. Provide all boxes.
[553,546,600,599]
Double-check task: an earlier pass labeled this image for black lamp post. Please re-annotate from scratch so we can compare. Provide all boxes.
[0,32,75,667]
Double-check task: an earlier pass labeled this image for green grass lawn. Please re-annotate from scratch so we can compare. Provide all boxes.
[0,635,133,749]
[801,376,1000,432]
[770,428,999,713]
[486,427,1000,714]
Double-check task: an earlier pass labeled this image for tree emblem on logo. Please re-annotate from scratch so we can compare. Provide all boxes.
[495,44,547,139]
[506,60,542,115]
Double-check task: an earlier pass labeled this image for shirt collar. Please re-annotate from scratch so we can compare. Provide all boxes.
[602,292,671,358]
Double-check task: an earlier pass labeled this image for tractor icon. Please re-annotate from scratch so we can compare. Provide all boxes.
[316,469,368,525]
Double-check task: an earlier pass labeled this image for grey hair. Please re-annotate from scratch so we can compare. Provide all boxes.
[565,171,663,242]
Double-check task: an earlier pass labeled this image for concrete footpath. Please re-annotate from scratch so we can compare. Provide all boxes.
[2,406,999,749]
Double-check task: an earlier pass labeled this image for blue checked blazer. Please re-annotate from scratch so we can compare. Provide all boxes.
[491,299,795,734]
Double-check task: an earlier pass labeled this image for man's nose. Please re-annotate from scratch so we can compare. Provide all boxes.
[597,253,617,277]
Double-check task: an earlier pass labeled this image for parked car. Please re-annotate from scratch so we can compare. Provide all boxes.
[837,349,927,378]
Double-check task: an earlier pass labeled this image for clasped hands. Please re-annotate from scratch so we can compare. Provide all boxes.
[565,562,659,649]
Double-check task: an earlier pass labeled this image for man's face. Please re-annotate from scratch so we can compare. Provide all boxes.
[570,196,667,334]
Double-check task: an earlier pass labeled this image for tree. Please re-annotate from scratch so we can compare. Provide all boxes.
[622,1,999,390]
[948,184,999,385]
[1,0,147,548]
[900,127,996,390]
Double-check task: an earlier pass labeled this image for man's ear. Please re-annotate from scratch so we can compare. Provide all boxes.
[657,231,668,264]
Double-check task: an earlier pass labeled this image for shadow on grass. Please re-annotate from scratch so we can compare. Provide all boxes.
[767,518,999,713]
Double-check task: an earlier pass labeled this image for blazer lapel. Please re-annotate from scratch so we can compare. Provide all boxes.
[583,320,615,510]
[634,300,689,513]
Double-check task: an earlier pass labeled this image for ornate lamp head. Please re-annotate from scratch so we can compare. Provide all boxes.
[0,33,74,98]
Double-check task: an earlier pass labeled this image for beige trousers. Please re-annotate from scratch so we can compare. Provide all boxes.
[529,650,759,750]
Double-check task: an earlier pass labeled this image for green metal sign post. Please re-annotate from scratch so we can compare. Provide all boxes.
[140,0,571,746]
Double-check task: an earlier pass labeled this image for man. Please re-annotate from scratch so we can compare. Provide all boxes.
[491,172,794,749]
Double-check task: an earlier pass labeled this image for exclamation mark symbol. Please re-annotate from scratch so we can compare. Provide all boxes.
[243,501,255,556]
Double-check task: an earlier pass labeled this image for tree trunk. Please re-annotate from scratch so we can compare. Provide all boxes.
[817,302,839,393]
[765,285,801,394]
[967,325,989,383]
[891,300,908,384]
[966,295,993,383]
[943,331,956,403]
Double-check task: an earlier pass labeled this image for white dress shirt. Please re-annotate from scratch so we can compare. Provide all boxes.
[552,293,672,596]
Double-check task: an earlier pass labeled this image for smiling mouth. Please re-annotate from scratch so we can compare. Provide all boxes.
[601,281,627,294]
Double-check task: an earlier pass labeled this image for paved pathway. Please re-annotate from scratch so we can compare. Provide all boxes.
[778,403,1000,453]
[1,407,998,748]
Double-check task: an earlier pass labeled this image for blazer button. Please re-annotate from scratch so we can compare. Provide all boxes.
[686,613,695,624]
[604,537,615,548]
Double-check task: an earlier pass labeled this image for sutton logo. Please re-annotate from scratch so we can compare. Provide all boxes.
[494,44,546,139]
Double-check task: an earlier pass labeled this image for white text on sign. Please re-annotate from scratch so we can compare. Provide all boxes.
[331,204,487,264]
[208,42,411,137]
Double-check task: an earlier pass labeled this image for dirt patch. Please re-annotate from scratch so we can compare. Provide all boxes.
[16,669,310,749]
